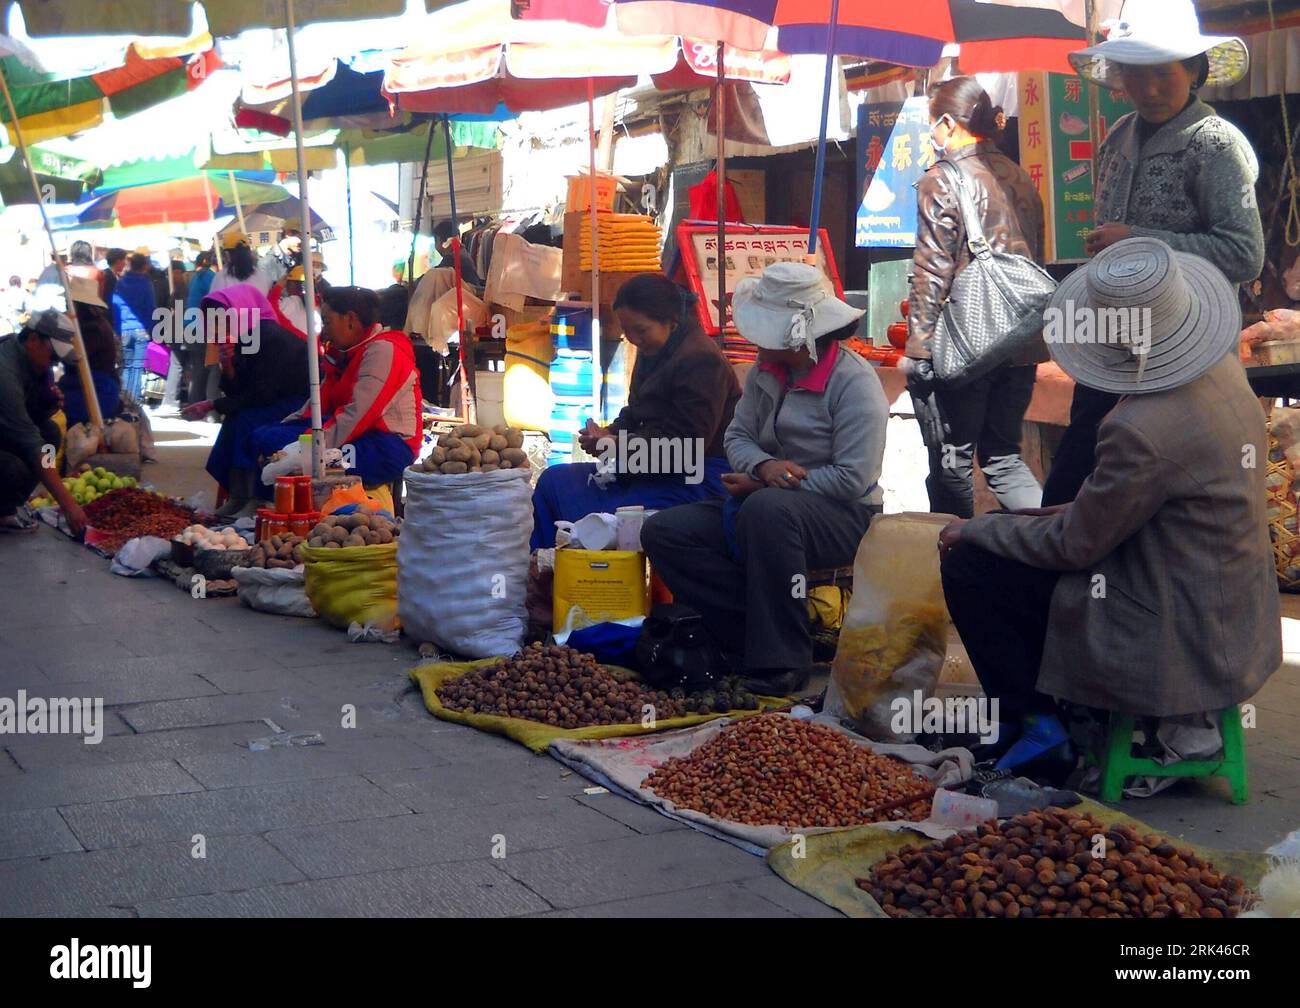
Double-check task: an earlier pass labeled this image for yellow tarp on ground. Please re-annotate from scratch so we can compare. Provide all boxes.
[409,658,786,754]
[766,797,1272,918]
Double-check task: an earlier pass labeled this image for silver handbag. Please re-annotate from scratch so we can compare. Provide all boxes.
[930,159,1056,387]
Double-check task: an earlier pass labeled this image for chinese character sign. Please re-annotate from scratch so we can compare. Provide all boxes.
[1018,72,1132,262]
[856,96,930,247]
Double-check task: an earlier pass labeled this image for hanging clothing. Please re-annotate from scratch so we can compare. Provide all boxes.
[687,170,745,224]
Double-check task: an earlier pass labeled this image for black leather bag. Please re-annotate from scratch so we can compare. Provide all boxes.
[635,604,726,692]
[930,159,1056,388]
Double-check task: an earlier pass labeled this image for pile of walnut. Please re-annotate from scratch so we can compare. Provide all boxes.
[244,534,306,569]
[416,423,529,475]
[859,808,1252,918]
[306,512,401,548]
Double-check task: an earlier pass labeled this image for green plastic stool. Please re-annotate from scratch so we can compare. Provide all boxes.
[1096,706,1248,804]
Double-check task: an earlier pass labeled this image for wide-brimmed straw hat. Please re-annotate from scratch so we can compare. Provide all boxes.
[66,275,105,308]
[732,262,862,361]
[1069,0,1248,91]
[1045,237,1239,396]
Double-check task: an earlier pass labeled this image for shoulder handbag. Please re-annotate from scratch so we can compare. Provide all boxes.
[635,603,726,692]
[930,159,1056,387]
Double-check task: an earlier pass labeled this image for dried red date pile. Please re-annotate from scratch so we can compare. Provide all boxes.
[84,488,193,553]
[860,808,1252,918]
[436,643,692,728]
[644,713,932,827]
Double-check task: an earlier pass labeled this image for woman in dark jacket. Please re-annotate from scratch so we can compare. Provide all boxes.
[184,284,309,518]
[59,279,121,426]
[1041,6,1262,505]
[530,273,741,548]
[905,76,1047,519]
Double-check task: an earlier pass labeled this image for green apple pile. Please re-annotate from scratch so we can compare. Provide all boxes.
[30,466,138,508]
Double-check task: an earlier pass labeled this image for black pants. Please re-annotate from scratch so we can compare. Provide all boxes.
[0,417,60,515]
[1041,384,1119,506]
[642,490,875,671]
[940,541,1061,725]
[911,364,1042,518]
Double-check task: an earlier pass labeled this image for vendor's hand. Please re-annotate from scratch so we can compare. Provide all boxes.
[578,419,613,454]
[62,500,87,537]
[938,518,969,559]
[721,472,763,497]
[182,399,213,421]
[756,459,807,489]
[1084,222,1131,257]
[278,235,302,257]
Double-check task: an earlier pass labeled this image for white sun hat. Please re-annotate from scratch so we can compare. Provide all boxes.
[731,262,863,362]
[1069,0,1249,91]
[1045,237,1240,396]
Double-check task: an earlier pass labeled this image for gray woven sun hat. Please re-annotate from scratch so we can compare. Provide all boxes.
[1044,237,1240,396]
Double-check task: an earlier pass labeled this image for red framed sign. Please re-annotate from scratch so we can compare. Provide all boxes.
[677,224,844,335]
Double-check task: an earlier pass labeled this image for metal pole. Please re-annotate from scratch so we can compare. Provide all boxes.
[1086,0,1101,201]
[807,0,842,256]
[284,0,324,480]
[443,114,474,425]
[343,145,355,285]
[409,119,436,286]
[0,64,104,433]
[588,78,603,423]
[716,41,727,330]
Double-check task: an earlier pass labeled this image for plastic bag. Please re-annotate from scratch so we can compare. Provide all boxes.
[320,481,394,516]
[65,422,100,471]
[826,513,951,742]
[552,548,648,632]
[301,542,399,637]
[110,535,171,576]
[260,441,303,484]
[103,418,139,457]
[233,565,316,618]
[398,466,532,657]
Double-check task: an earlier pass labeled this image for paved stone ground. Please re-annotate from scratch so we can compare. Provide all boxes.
[0,406,1294,917]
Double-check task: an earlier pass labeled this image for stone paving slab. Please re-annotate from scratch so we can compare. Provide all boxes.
[529,881,803,918]
[58,775,413,850]
[134,860,549,917]
[116,690,347,733]
[0,835,305,916]
[0,759,202,812]
[49,670,222,706]
[363,752,578,812]
[265,796,635,878]
[0,807,84,860]
[492,829,772,910]
[175,732,446,789]
[3,722,268,771]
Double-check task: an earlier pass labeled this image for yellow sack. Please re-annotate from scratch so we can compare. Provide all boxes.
[828,514,951,741]
[409,658,783,753]
[302,542,399,636]
[552,548,649,632]
[807,585,849,632]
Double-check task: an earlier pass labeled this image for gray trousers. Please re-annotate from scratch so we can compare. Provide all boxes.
[641,489,875,672]
[911,363,1042,519]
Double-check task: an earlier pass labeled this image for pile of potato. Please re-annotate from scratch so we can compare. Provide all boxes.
[306,512,401,548]
[244,534,307,569]
[416,423,530,475]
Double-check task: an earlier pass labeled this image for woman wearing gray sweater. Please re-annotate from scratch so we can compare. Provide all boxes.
[642,264,888,695]
[1042,2,1261,504]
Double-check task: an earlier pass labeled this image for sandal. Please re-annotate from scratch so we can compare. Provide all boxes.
[0,509,38,534]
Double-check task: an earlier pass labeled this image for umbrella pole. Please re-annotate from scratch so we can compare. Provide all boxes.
[588,78,603,424]
[284,0,324,481]
[1086,0,1101,194]
[409,119,436,287]
[0,64,104,435]
[344,145,355,285]
[226,170,248,235]
[807,0,842,257]
[443,114,473,425]
[716,42,727,331]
